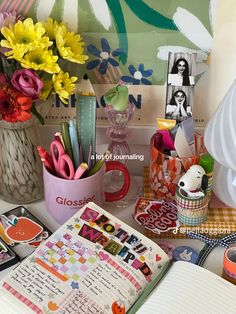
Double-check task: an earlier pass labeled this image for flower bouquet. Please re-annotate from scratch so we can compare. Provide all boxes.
[0,12,88,123]
[0,12,88,204]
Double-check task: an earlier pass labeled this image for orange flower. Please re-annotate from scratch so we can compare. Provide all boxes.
[0,87,32,122]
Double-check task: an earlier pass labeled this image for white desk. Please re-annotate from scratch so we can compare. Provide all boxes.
[0,176,225,280]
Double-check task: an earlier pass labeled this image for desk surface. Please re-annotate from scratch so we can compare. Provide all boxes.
[0,177,225,280]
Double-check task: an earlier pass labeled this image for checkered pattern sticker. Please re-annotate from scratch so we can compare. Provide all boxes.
[141,167,236,239]
[35,233,97,282]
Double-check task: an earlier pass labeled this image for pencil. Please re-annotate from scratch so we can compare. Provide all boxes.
[76,74,96,166]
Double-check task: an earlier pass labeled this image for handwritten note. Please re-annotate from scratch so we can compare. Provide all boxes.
[9,262,66,304]
[79,263,135,308]
[58,290,105,314]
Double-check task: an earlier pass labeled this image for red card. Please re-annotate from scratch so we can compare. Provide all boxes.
[133,198,179,234]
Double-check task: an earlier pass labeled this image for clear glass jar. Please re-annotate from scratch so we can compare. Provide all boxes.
[0,118,43,203]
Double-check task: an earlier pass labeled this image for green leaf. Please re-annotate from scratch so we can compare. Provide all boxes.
[106,0,128,65]
[125,0,178,30]
[31,103,45,125]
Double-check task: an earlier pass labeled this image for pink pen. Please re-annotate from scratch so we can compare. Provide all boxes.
[74,163,88,180]
[41,158,55,174]
[37,146,54,169]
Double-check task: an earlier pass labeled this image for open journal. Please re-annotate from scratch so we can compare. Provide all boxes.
[1,202,236,314]
[0,202,169,314]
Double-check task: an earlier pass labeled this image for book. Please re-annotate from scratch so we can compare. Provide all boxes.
[0,202,169,314]
[143,167,235,239]
[0,202,236,314]
[136,261,236,313]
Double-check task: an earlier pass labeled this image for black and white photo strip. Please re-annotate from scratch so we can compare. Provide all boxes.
[167,52,196,87]
[165,85,194,123]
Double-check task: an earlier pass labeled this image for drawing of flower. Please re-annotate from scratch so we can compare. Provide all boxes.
[71,281,79,289]
[86,38,123,75]
[121,64,153,85]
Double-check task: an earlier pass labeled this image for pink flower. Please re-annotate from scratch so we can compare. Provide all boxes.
[11,69,43,100]
[0,11,22,28]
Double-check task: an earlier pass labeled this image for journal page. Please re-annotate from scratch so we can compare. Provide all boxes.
[136,261,236,314]
[0,202,169,314]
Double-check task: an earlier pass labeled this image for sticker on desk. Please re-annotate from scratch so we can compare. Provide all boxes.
[0,206,52,260]
[133,198,179,234]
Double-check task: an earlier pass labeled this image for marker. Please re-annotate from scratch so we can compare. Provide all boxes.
[69,119,80,169]
[41,158,55,174]
[55,132,65,149]
[37,146,54,171]
[74,163,88,180]
[60,122,74,166]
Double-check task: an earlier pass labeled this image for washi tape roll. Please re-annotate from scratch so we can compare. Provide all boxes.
[176,187,208,226]
[177,211,207,226]
[222,246,236,284]
[176,187,207,209]
[173,246,199,264]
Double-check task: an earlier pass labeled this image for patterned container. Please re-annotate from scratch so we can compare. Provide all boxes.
[0,118,43,203]
[150,133,206,200]
[176,187,208,226]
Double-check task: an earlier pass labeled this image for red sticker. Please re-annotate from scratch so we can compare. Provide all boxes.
[134,198,179,234]
[156,254,162,262]
[5,217,43,243]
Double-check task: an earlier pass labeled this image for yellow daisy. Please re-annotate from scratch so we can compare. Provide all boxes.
[1,18,52,59]
[55,24,88,64]
[42,17,66,41]
[39,79,53,100]
[20,47,60,74]
[52,71,77,104]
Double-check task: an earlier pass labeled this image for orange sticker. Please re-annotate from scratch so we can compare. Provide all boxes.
[5,217,43,243]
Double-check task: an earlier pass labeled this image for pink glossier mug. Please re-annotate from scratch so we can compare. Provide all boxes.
[43,161,130,224]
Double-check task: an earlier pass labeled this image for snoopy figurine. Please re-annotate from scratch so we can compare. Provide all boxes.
[178,165,208,198]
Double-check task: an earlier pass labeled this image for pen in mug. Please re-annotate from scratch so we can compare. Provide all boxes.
[79,144,83,164]
[87,144,92,169]
[37,146,54,169]
[87,151,111,176]
[69,119,80,169]
[61,122,74,165]
[41,158,55,174]
[74,163,88,180]
[55,132,66,149]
